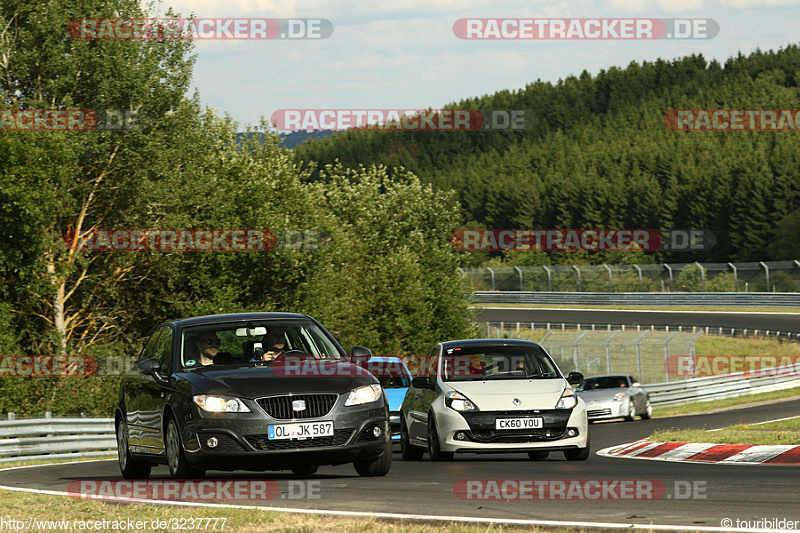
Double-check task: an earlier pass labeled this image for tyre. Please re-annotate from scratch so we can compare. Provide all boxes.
[624,401,636,421]
[354,438,392,477]
[116,418,151,479]
[165,418,205,479]
[527,451,549,460]
[427,416,454,462]
[641,399,653,420]
[563,433,590,461]
[400,417,423,460]
[291,465,319,476]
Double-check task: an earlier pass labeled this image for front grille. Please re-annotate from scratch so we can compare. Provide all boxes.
[245,429,354,450]
[587,408,612,417]
[256,394,338,420]
[468,428,566,443]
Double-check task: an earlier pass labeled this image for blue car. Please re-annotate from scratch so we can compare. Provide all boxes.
[362,357,413,442]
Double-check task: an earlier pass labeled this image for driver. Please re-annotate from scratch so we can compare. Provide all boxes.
[195,332,222,366]
[259,326,287,361]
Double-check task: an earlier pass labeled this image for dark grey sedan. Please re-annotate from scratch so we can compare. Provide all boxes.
[115,312,391,479]
[575,374,652,422]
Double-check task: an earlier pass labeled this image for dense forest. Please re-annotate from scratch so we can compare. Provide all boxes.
[295,47,800,265]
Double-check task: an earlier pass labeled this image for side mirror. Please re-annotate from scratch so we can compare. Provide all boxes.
[411,376,435,390]
[566,371,584,385]
[138,357,162,373]
[349,346,372,366]
[632,381,642,387]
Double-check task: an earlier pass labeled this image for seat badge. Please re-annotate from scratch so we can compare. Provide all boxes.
[292,400,307,412]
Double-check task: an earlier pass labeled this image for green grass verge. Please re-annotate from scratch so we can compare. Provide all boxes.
[650,416,800,445]
[472,303,800,313]
[652,387,800,418]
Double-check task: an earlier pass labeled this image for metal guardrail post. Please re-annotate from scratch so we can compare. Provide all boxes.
[573,265,582,292]
[663,332,677,382]
[603,264,613,292]
[664,264,674,292]
[633,264,643,292]
[728,262,738,292]
[542,266,553,291]
[487,267,496,291]
[635,331,648,383]
[573,330,589,372]
[695,262,706,291]
[513,266,523,292]
[759,262,770,292]
[605,331,620,373]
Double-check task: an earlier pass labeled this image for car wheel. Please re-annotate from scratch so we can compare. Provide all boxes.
[165,418,205,479]
[641,399,653,420]
[400,417,423,460]
[527,451,549,460]
[116,419,151,479]
[354,438,392,477]
[624,401,636,421]
[291,465,319,476]
[563,433,590,461]
[427,416,454,462]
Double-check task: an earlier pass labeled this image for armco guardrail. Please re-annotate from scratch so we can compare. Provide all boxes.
[647,366,800,407]
[474,291,800,307]
[0,417,115,463]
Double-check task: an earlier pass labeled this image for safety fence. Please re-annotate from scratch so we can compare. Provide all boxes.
[462,260,800,293]
[475,291,800,307]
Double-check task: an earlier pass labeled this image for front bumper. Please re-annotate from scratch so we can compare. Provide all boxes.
[181,404,389,470]
[584,400,629,420]
[435,405,589,453]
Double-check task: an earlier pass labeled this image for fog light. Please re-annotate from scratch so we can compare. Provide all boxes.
[207,437,219,448]
[567,429,578,437]
[455,431,467,440]
[372,426,382,438]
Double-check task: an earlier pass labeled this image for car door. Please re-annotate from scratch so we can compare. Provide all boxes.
[408,345,440,445]
[139,325,175,452]
[124,328,163,447]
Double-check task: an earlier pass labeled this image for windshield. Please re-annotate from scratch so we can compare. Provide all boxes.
[440,345,561,382]
[575,376,629,391]
[180,319,344,369]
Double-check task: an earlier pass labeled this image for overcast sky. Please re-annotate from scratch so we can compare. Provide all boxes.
[150,0,800,130]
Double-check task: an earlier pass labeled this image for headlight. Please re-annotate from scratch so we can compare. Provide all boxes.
[555,388,577,409]
[193,395,251,413]
[613,392,626,402]
[345,384,382,406]
[445,391,478,412]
